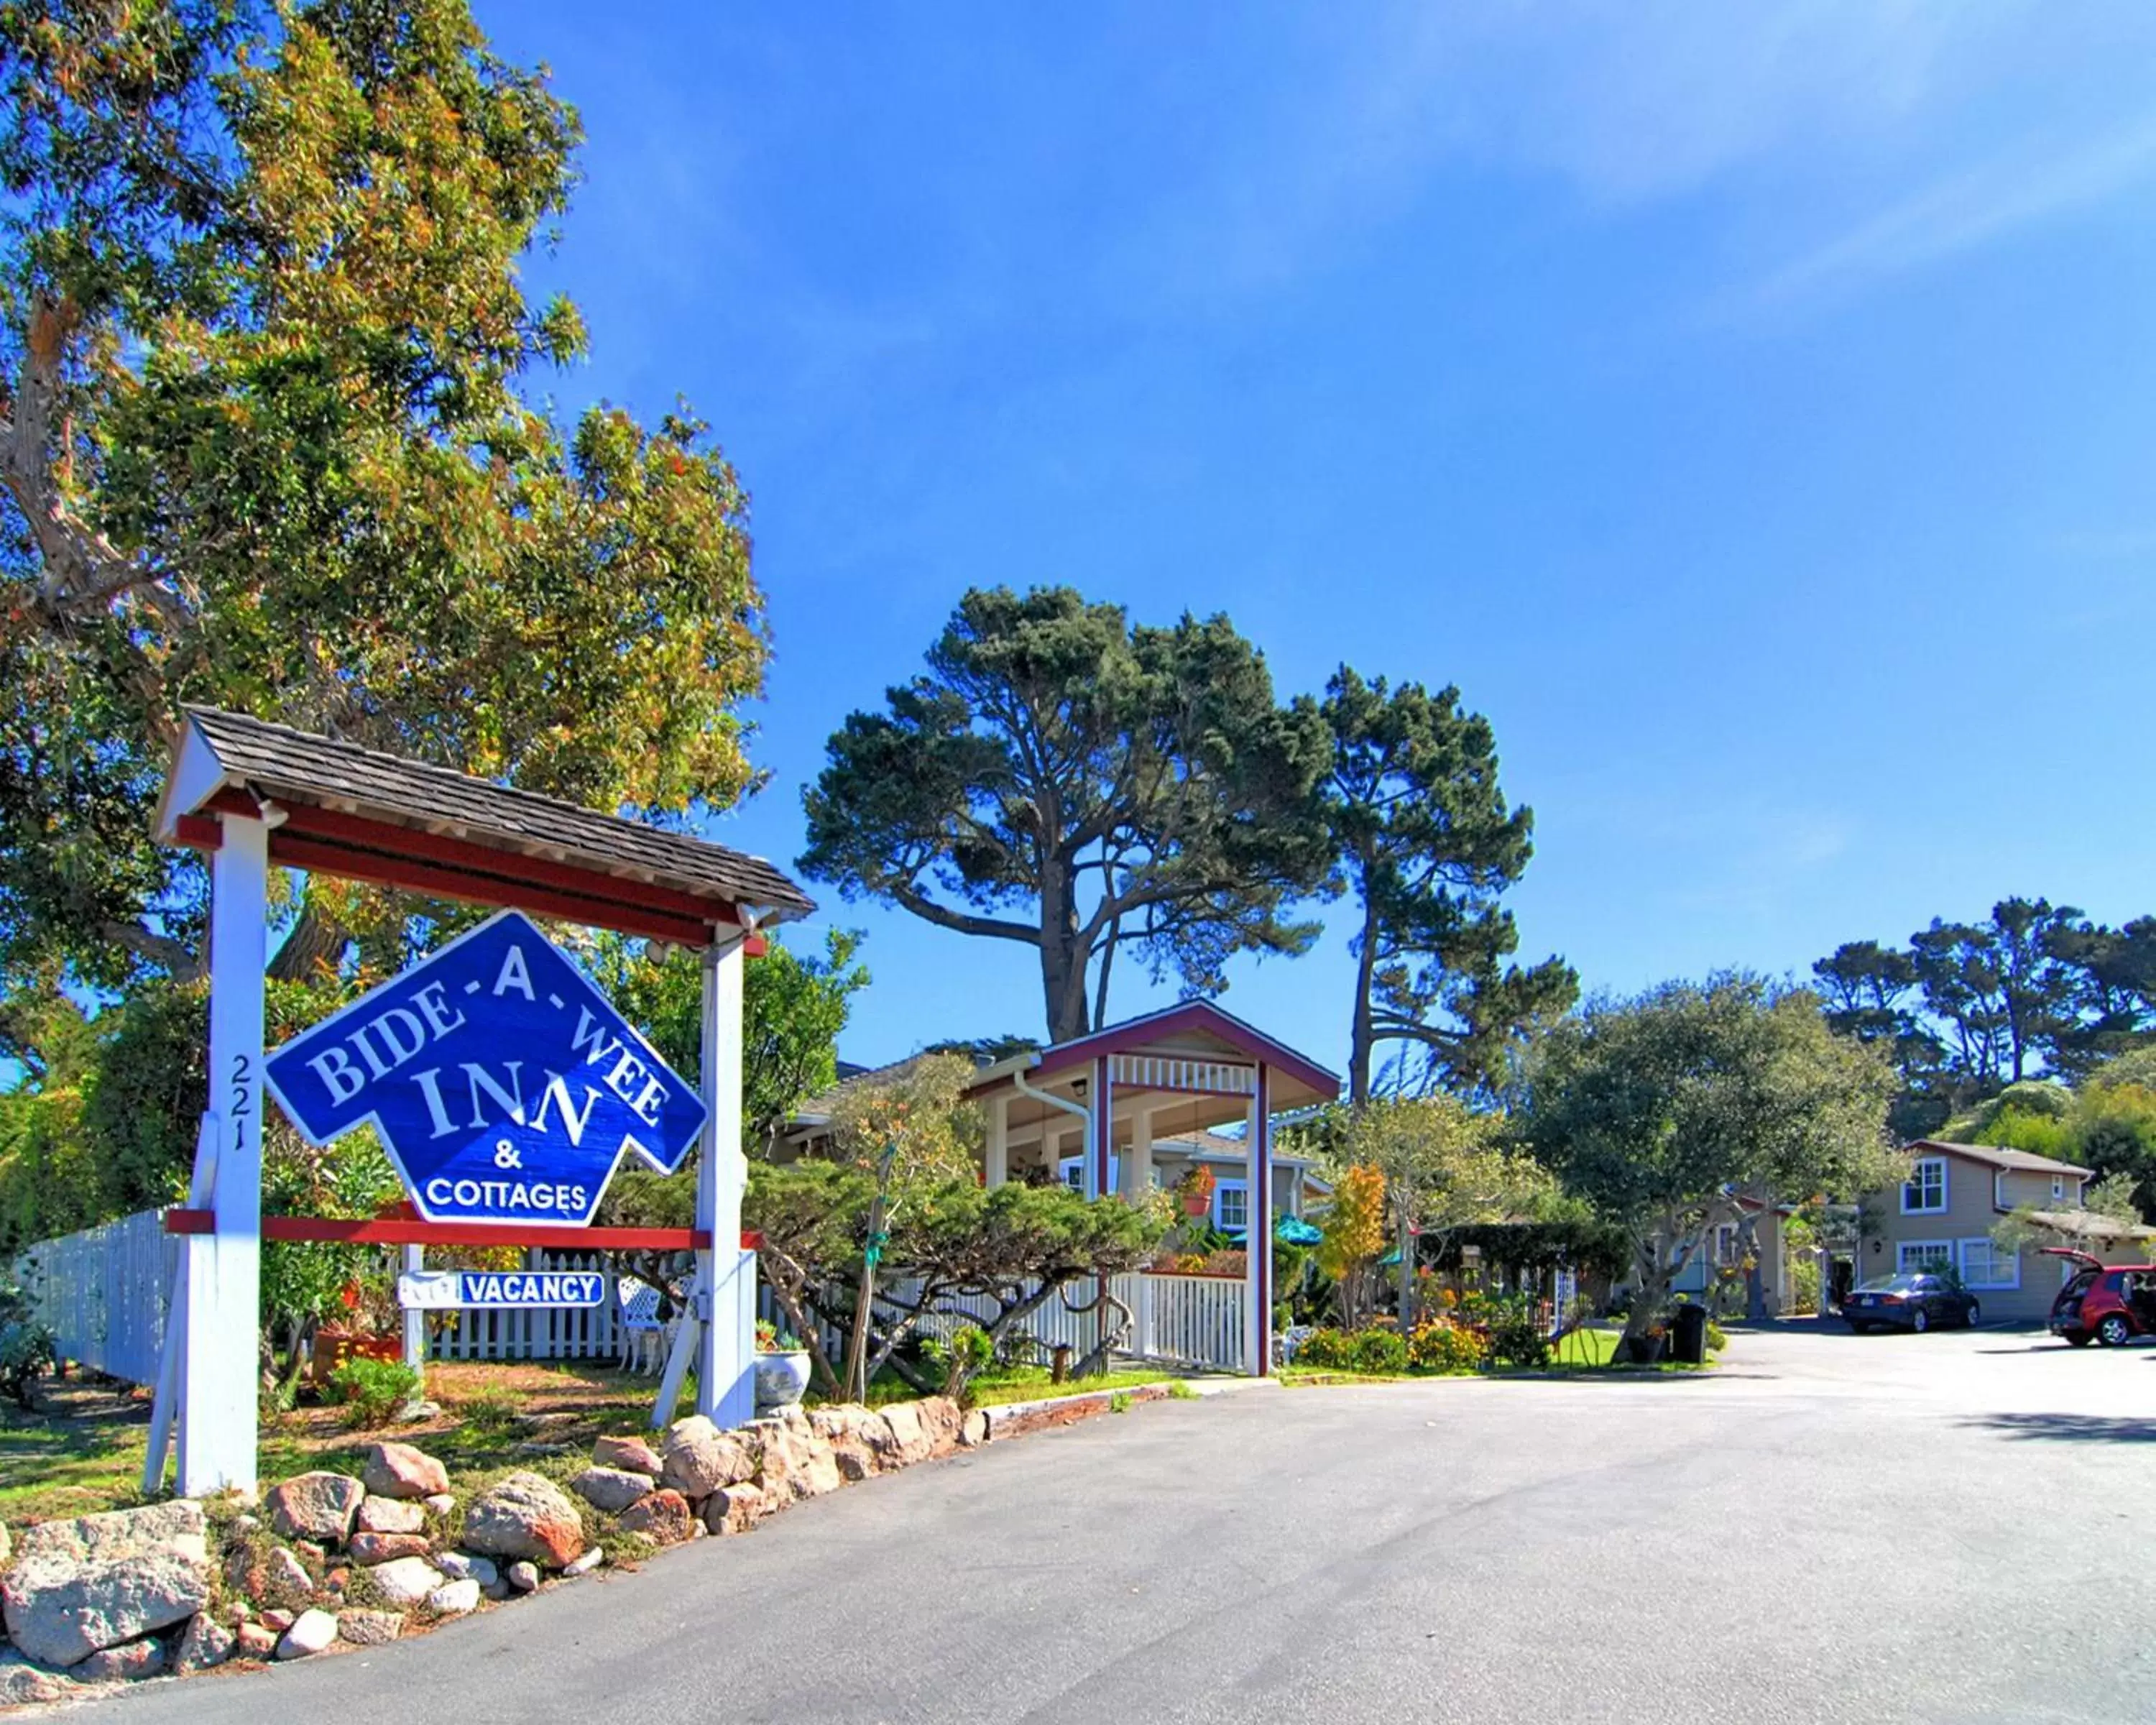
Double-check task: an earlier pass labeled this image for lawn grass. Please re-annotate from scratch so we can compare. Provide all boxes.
[1,1358,663,1527]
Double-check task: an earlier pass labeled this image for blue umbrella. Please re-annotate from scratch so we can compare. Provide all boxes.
[1276,1217,1323,1246]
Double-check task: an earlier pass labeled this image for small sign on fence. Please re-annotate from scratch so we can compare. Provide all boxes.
[397,1269,607,1310]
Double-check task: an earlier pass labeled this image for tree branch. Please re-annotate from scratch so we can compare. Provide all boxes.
[890,882,1041,945]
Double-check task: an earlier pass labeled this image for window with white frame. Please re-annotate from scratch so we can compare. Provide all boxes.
[1902,1157,1946,1215]
[1957,1236,2019,1290]
[1714,1224,1741,1266]
[2051,1176,2065,1200]
[1216,1180,1248,1233]
[1897,1241,1953,1274]
[1057,1155,1120,1193]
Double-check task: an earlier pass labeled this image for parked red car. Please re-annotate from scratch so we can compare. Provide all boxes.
[2045,1248,2156,1348]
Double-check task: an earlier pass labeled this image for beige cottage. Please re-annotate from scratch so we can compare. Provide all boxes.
[1856,1140,2095,1323]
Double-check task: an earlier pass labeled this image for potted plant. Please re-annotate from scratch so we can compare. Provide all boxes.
[755,1318,812,1412]
[1176,1164,1217,1218]
[310,1279,402,1388]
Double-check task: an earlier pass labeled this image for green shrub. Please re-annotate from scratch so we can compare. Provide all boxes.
[1407,1318,1486,1374]
[1705,1320,1728,1355]
[329,1356,420,1428]
[1348,1327,1409,1374]
[1291,1327,1353,1369]
[0,1316,55,1409]
[1484,1313,1550,1371]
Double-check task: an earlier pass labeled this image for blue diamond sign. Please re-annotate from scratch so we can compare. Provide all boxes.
[264,910,706,1226]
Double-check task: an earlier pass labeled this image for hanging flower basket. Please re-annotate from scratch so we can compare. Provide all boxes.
[1176,1164,1217,1216]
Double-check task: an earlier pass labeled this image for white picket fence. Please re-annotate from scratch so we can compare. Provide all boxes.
[793,1269,1249,1374]
[423,1249,627,1362]
[9,1208,178,1386]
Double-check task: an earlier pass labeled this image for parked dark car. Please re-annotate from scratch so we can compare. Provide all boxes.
[1843,1271,1981,1333]
[2045,1248,2156,1348]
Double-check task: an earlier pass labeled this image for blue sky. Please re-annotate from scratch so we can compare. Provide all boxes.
[481,2,2156,1079]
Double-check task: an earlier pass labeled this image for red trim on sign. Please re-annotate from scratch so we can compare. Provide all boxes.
[161,1210,742,1251]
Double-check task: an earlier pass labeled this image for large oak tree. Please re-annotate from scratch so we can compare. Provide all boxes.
[800,586,1330,1042]
[1,0,770,998]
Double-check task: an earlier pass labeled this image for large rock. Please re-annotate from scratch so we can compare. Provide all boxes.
[426,1577,482,1616]
[750,1418,842,1502]
[364,1555,445,1608]
[174,1612,235,1673]
[10,1500,206,1568]
[875,1402,937,1468]
[234,1622,278,1660]
[659,1416,757,1499]
[915,1396,965,1455]
[436,1551,497,1588]
[356,1496,426,1535]
[362,1442,449,1501]
[0,1651,80,1708]
[460,1472,586,1568]
[78,1638,167,1682]
[617,1490,693,1545]
[336,1609,403,1647]
[809,1404,897,1481]
[505,1560,541,1593]
[571,1466,655,1514]
[701,1484,768,1537]
[2,1539,213,1668]
[264,1471,365,1544]
[591,1435,664,1476]
[263,1545,317,1604]
[277,1608,339,1660]
[348,1532,430,1565]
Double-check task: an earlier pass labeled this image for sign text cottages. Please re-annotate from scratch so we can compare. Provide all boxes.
[266,911,706,1227]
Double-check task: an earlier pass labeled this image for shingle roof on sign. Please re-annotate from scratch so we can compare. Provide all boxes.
[176,706,814,917]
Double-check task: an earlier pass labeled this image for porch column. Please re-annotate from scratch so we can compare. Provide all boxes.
[1089,1055,1114,1200]
[655,929,755,1430]
[1243,1063,1273,1376]
[985,1093,1009,1188]
[180,811,269,1495]
[1120,1105,1154,1202]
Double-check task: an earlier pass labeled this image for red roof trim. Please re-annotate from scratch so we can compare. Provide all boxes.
[990,1000,1340,1101]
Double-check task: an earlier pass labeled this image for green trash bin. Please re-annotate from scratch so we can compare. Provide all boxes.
[1670,1302,1709,1365]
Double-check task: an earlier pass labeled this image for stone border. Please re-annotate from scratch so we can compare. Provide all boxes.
[0,1385,1194,1711]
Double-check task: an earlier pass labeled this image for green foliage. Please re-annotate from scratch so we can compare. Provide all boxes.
[2,0,770,997]
[1815,905,2156,1130]
[1406,1317,1485,1374]
[328,1356,420,1429]
[0,1276,55,1408]
[1518,974,1899,1338]
[1296,1325,1409,1374]
[1704,1320,1728,1355]
[595,929,870,1159]
[1483,1312,1549,1370]
[801,586,1332,1041]
[1319,665,1574,1102]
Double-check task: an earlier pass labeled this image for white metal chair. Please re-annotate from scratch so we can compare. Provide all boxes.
[617,1276,665,1376]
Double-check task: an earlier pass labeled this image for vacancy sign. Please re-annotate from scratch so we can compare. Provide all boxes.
[397,1269,607,1310]
[265,910,706,1226]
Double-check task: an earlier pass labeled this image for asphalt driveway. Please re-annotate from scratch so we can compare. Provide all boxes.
[86,1322,2156,1725]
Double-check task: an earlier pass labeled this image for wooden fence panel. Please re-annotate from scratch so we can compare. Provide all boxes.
[9,1208,178,1387]
[423,1248,622,1364]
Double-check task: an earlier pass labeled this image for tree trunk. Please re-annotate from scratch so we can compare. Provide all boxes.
[1349,896,1381,1107]
[269,899,350,984]
[844,1183,891,1402]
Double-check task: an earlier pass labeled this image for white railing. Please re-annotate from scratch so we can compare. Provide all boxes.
[1133,1272,1246,1374]
[9,1208,178,1386]
[814,1268,1249,1375]
[1110,1054,1256,1097]
[425,1248,622,1362]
